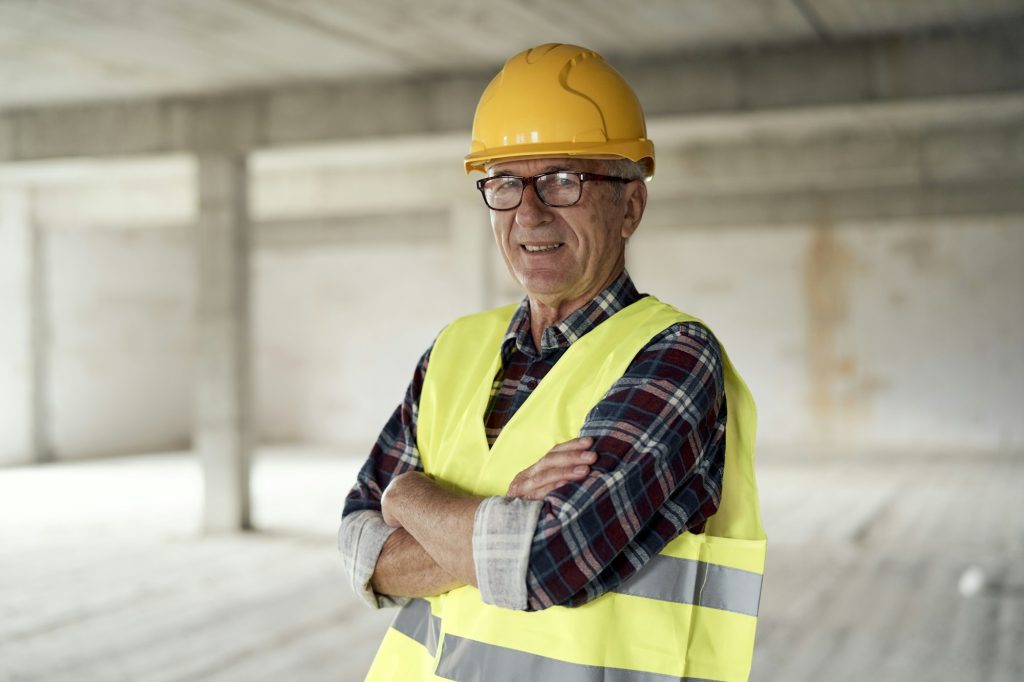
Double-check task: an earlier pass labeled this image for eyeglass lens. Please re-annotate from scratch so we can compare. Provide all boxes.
[482,173,582,209]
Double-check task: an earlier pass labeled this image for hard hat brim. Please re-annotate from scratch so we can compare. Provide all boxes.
[464,139,655,176]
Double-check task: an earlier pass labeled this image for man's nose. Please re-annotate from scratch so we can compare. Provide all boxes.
[516,183,552,228]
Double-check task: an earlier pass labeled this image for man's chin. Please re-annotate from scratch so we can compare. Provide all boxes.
[518,272,572,297]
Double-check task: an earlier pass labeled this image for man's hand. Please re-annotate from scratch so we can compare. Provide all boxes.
[507,436,597,501]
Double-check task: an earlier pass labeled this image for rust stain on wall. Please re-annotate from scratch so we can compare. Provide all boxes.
[804,216,853,435]
[804,217,891,444]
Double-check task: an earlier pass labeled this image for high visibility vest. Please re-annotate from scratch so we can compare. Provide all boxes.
[366,296,767,682]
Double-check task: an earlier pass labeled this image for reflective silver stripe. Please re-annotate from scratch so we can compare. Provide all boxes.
[436,634,720,682]
[391,598,440,656]
[615,554,762,617]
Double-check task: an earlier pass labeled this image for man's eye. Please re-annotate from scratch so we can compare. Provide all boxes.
[492,178,519,191]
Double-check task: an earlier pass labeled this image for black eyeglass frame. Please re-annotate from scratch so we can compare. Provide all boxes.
[475,171,634,211]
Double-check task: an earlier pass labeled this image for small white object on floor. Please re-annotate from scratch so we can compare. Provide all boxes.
[958,565,987,597]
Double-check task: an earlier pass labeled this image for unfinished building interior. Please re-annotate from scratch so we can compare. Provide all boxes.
[1,2,1022,681]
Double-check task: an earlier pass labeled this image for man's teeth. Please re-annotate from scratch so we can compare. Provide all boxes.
[524,244,561,252]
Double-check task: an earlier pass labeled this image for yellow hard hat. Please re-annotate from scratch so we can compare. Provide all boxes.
[465,43,655,177]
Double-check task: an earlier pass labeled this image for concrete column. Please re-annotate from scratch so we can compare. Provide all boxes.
[0,187,41,465]
[29,197,51,463]
[449,201,492,311]
[195,154,252,532]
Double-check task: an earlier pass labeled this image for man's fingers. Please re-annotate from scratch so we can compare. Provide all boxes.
[548,436,594,453]
[516,467,587,500]
[544,449,596,468]
[506,438,599,500]
[508,451,596,499]
[527,450,596,483]
[528,459,589,488]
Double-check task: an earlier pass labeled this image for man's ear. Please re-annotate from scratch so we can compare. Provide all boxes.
[621,181,647,239]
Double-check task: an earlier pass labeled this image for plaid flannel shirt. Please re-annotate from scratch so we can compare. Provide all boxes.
[340,271,726,611]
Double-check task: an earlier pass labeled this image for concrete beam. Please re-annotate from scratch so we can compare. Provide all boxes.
[195,153,252,532]
[2,19,1022,162]
[256,210,448,248]
[651,120,1024,196]
[625,19,1024,114]
[642,177,1024,230]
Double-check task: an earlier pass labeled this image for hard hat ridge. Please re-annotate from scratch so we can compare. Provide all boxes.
[465,43,655,176]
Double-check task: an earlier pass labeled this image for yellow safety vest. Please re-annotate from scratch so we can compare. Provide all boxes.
[366,296,766,682]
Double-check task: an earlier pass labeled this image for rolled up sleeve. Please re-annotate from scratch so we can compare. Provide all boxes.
[472,496,543,610]
[339,344,433,608]
[338,509,408,609]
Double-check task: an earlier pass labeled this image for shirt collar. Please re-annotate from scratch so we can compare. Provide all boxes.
[502,270,643,358]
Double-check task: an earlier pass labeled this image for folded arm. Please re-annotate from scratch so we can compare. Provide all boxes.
[482,322,728,611]
[340,322,725,613]
[370,527,462,598]
[379,471,481,587]
[377,438,597,607]
[339,339,599,608]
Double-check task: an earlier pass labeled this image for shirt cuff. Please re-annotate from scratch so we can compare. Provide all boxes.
[337,509,409,609]
[472,496,542,610]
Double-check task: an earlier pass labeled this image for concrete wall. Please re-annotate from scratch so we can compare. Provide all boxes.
[631,215,1024,455]
[1,105,1022,462]
[0,160,196,462]
[45,226,194,458]
[253,238,469,450]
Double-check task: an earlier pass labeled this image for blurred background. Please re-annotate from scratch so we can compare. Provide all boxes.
[1,1,1022,681]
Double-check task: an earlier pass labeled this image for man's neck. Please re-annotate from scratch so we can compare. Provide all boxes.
[525,269,624,352]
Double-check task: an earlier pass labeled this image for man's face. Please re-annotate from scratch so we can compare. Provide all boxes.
[486,157,645,306]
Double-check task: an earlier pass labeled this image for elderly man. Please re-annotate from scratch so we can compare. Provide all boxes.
[340,44,766,682]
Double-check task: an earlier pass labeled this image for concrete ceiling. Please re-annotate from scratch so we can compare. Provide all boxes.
[2,0,1023,110]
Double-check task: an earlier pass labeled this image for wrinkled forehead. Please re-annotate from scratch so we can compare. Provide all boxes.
[485,156,612,176]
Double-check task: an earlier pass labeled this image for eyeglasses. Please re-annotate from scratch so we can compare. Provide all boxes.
[475,171,633,211]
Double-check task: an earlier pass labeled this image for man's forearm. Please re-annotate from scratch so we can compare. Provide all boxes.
[371,528,463,598]
[382,472,482,588]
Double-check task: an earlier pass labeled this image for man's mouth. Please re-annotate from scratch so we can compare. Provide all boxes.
[522,243,563,253]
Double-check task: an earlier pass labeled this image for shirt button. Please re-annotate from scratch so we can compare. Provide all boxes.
[523,377,537,389]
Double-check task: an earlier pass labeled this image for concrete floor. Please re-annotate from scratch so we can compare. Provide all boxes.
[1,448,1022,681]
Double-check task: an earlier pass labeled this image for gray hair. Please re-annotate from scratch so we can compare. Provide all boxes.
[603,158,647,202]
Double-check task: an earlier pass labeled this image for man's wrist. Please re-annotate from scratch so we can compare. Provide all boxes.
[381,471,410,528]
[381,471,434,528]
